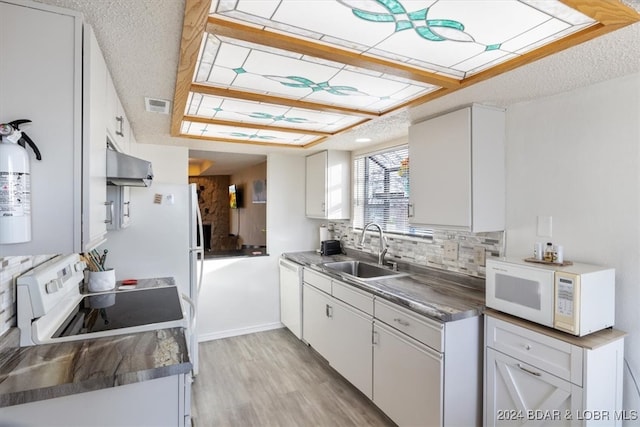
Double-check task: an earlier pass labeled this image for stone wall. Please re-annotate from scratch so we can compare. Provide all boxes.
[189,175,237,251]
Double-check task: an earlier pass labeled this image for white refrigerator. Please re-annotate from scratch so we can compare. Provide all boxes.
[99,183,204,375]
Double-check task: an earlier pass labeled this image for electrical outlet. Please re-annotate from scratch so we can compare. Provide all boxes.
[473,246,486,266]
[444,240,458,261]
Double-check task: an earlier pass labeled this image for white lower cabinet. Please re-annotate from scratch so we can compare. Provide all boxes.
[330,296,373,398]
[302,267,482,426]
[302,282,373,398]
[374,298,481,427]
[373,321,442,427]
[302,283,335,360]
[486,347,581,426]
[484,312,625,427]
[0,374,190,426]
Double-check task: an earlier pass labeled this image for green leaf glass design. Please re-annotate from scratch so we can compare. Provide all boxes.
[344,0,480,44]
[265,75,367,96]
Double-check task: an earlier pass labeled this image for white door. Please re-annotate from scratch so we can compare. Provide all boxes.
[373,321,443,427]
[302,284,333,359]
[485,348,582,427]
[330,299,373,399]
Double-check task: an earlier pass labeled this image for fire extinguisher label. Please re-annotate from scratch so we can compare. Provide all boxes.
[0,172,31,217]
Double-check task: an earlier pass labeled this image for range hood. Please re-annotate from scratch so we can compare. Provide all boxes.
[106,149,153,187]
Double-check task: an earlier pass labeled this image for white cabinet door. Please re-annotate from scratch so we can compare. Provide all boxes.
[302,283,334,359]
[106,186,132,230]
[303,282,373,398]
[0,375,186,426]
[330,298,373,399]
[409,107,471,229]
[305,150,351,219]
[82,25,108,250]
[305,151,327,218]
[279,259,302,339]
[408,105,505,232]
[373,321,443,427]
[105,71,130,153]
[485,348,582,427]
[0,0,82,255]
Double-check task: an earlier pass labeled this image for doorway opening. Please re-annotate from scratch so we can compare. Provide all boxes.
[189,150,267,258]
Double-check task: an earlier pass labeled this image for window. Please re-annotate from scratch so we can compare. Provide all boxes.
[353,145,430,237]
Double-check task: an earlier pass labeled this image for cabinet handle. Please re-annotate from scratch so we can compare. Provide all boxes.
[407,203,414,218]
[123,201,131,218]
[115,116,124,137]
[372,330,379,345]
[517,363,541,377]
[325,304,333,318]
[321,202,326,213]
[104,201,114,224]
[393,317,410,327]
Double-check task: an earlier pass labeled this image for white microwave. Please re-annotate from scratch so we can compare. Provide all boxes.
[486,258,615,336]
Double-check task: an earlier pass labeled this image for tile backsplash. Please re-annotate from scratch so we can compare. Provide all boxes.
[0,255,55,337]
[331,221,504,278]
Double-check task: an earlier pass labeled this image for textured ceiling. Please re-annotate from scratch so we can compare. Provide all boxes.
[31,0,640,171]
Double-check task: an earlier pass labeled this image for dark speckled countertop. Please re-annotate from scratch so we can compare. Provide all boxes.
[0,278,191,408]
[283,250,486,322]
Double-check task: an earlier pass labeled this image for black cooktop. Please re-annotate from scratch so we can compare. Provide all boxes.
[53,286,183,338]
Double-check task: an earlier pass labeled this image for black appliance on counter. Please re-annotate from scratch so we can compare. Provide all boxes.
[320,239,342,256]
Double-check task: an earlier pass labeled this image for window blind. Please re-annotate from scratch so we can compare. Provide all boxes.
[353,146,430,237]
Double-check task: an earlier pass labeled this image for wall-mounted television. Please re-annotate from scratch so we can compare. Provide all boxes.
[229,184,243,209]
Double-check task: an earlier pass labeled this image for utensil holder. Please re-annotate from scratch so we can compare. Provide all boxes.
[88,269,116,292]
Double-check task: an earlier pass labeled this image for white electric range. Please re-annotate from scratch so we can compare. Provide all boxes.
[17,253,187,346]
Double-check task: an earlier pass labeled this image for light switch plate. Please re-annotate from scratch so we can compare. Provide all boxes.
[537,215,552,237]
[444,241,458,261]
[473,246,486,266]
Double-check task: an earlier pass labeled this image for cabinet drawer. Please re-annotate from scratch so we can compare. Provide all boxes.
[374,298,443,352]
[303,268,332,294]
[486,315,583,385]
[332,281,373,316]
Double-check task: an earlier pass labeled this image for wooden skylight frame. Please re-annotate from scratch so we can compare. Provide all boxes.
[172,0,639,149]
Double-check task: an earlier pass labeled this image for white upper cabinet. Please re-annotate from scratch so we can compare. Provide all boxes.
[408,105,505,232]
[0,0,115,255]
[82,25,108,250]
[0,1,83,255]
[305,150,351,219]
[105,70,130,153]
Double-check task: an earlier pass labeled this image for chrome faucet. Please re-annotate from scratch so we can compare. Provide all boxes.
[359,222,388,265]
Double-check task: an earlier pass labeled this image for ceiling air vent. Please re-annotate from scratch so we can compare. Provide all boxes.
[145,97,171,114]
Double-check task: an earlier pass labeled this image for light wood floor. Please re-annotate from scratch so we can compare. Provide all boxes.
[192,328,394,427]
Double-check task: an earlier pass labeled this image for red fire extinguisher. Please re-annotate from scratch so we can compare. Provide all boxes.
[0,120,42,244]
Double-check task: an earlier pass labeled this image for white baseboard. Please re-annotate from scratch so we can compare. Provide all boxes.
[197,322,284,342]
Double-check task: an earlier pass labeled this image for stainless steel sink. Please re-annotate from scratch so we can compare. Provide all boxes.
[322,260,405,280]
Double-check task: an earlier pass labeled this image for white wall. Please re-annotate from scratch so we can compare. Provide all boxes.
[100,143,189,283]
[129,143,188,184]
[505,73,640,412]
[196,153,319,340]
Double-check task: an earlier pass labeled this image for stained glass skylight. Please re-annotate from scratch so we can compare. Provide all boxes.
[186,92,365,133]
[209,0,597,79]
[171,0,639,148]
[194,34,440,113]
[181,120,321,145]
